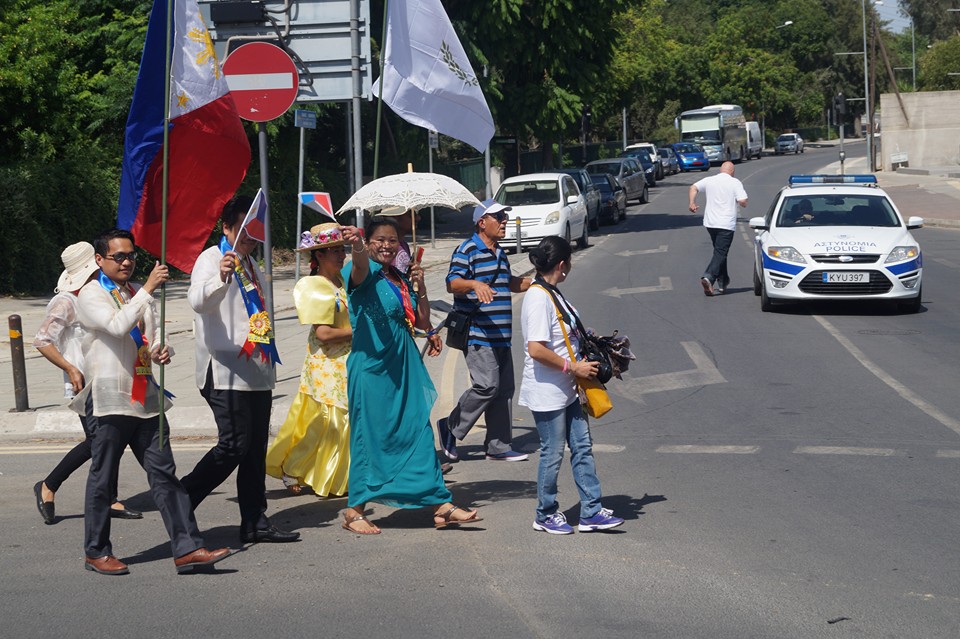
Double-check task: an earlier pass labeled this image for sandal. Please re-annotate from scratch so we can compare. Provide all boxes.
[282,474,303,495]
[342,511,380,535]
[433,505,483,529]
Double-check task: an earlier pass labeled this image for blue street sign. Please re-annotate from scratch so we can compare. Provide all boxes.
[295,109,317,129]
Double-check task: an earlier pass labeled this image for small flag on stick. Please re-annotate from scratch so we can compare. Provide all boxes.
[237,188,267,243]
[299,192,336,221]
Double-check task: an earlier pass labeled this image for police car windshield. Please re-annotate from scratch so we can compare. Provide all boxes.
[776,195,900,228]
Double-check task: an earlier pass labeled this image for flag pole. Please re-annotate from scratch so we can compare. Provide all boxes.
[157,0,175,449]
[372,0,388,180]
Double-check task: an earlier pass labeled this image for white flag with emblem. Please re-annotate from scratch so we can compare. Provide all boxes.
[373,0,494,153]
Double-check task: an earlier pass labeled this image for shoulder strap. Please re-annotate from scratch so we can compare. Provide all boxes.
[530,284,576,362]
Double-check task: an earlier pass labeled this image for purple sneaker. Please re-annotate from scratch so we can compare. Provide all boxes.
[532,513,574,535]
[578,508,624,532]
[486,450,529,461]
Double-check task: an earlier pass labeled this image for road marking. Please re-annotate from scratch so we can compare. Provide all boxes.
[794,446,900,456]
[935,449,960,458]
[0,443,216,455]
[812,315,960,437]
[614,341,725,397]
[600,277,672,297]
[932,257,960,269]
[615,245,668,257]
[592,444,626,453]
[656,445,759,454]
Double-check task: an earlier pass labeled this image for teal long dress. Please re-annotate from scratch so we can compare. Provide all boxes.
[342,260,452,509]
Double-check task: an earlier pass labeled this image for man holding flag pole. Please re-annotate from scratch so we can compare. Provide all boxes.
[181,193,298,545]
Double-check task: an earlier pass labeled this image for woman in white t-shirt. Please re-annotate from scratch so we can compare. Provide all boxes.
[519,236,624,535]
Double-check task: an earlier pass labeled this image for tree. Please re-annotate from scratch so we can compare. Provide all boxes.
[919,35,960,89]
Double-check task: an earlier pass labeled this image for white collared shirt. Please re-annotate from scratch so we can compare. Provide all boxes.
[188,245,276,391]
[70,279,171,417]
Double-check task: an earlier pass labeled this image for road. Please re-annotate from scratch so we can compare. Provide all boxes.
[2,143,958,638]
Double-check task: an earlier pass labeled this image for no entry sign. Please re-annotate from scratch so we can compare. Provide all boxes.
[222,42,299,122]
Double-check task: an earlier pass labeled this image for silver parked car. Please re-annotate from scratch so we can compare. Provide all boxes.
[775,133,804,155]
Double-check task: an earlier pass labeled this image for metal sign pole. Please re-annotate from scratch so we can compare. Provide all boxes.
[258,122,274,319]
[296,124,305,279]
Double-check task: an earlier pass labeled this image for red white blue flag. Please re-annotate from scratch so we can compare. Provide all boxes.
[299,192,336,221]
[118,0,250,273]
[237,188,267,242]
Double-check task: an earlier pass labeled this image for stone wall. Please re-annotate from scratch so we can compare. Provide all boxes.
[880,91,960,171]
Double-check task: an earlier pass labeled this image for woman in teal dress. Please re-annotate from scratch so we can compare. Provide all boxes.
[339,217,482,534]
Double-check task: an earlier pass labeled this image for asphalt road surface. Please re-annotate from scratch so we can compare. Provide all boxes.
[3,143,958,638]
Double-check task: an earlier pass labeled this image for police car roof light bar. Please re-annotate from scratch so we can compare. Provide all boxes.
[789,175,877,186]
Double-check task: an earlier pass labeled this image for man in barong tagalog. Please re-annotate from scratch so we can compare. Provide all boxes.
[73,228,231,575]
[181,195,299,544]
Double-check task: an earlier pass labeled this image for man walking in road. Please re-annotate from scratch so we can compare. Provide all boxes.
[437,199,531,462]
[73,228,230,575]
[181,196,299,545]
[688,161,748,295]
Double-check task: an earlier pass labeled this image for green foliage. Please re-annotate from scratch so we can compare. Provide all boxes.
[918,35,960,90]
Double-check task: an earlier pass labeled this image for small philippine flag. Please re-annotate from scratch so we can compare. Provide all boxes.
[238,188,267,242]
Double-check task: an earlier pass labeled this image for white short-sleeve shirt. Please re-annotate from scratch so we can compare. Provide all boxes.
[518,285,581,412]
[693,172,748,230]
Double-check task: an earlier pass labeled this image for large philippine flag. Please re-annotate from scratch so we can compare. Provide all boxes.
[118,0,250,273]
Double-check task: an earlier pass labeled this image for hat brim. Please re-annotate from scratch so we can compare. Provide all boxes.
[295,239,347,253]
[56,260,100,293]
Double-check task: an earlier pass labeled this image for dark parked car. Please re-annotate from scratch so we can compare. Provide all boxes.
[670,142,709,172]
[556,168,601,230]
[635,153,658,187]
[585,158,648,204]
[658,147,680,175]
[590,173,627,224]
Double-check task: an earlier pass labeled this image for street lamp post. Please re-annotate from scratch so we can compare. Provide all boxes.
[862,0,873,172]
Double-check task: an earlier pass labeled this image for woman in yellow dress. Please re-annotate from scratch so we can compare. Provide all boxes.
[266,223,352,496]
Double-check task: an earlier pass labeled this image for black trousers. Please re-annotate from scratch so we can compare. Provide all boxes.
[703,227,735,286]
[45,414,120,502]
[84,411,203,559]
[180,366,272,533]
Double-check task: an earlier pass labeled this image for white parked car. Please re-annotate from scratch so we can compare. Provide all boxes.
[496,173,589,250]
[750,175,923,313]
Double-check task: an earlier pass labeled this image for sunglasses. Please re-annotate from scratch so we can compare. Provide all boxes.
[484,211,509,223]
[103,252,138,264]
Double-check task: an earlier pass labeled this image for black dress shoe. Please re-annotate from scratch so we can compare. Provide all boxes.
[109,506,143,519]
[240,526,300,543]
[33,481,55,525]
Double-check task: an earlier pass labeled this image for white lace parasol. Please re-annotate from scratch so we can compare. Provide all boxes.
[335,172,480,216]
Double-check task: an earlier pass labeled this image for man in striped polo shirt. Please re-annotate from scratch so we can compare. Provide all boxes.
[437,199,532,461]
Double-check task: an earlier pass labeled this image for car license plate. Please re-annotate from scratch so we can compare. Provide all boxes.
[823,272,868,283]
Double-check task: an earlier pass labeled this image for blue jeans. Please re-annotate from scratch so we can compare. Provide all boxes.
[533,400,602,521]
[704,227,734,285]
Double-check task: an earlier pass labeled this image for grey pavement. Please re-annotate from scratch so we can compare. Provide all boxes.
[2,148,958,438]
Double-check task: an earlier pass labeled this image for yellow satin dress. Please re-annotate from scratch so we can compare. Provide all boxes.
[266,275,351,497]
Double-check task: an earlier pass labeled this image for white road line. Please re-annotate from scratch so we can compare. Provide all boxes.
[592,444,626,453]
[600,277,673,297]
[794,445,900,456]
[656,445,759,454]
[615,341,726,397]
[935,449,960,458]
[932,257,960,269]
[0,443,216,455]
[615,245,668,257]
[812,315,960,437]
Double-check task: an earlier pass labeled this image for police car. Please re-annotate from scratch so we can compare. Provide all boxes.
[749,175,923,313]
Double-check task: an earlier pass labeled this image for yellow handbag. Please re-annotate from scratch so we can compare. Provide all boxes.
[535,285,613,419]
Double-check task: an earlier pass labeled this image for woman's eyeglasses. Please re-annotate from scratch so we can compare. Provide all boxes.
[103,252,138,264]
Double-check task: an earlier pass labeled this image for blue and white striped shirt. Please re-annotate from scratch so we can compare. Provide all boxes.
[447,234,513,348]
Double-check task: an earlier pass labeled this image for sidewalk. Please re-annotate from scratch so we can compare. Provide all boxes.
[0,211,533,439]
[813,140,960,229]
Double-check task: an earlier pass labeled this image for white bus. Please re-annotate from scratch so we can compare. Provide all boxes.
[679,104,749,164]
